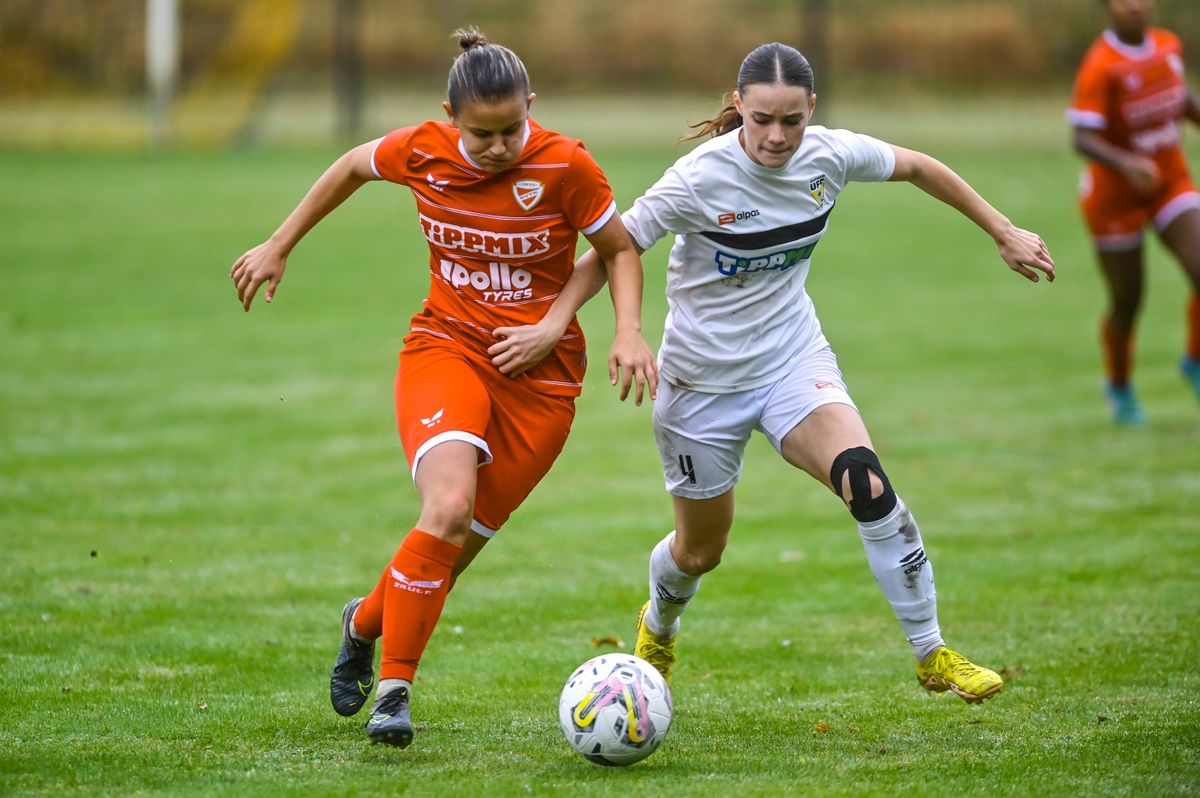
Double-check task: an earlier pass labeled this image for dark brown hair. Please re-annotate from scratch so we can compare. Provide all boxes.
[685,42,815,140]
[446,27,530,113]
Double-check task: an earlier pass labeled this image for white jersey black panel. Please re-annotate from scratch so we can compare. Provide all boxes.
[623,125,895,393]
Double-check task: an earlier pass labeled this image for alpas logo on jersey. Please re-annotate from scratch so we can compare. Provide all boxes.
[419,213,550,259]
[513,179,545,211]
[809,175,827,208]
[717,209,760,225]
[714,242,818,277]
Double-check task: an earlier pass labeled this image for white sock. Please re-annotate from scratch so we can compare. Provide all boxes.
[349,618,369,644]
[376,678,411,703]
[857,498,944,661]
[646,531,700,638]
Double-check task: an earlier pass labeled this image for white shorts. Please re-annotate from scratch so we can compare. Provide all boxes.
[653,347,857,499]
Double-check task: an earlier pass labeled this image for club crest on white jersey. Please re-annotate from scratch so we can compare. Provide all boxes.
[513,179,545,211]
[809,175,827,208]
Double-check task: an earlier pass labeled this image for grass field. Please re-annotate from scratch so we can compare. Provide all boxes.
[2,97,1199,796]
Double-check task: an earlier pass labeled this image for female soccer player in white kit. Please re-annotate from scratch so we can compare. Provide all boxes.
[580,42,1055,703]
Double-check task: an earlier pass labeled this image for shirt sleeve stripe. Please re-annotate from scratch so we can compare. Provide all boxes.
[580,200,617,236]
[370,138,384,179]
[1066,109,1107,129]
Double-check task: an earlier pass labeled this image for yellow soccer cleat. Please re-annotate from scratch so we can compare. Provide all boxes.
[916,646,1003,704]
[634,600,677,686]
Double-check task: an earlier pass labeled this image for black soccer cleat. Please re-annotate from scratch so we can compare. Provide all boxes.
[365,685,415,747]
[330,597,376,717]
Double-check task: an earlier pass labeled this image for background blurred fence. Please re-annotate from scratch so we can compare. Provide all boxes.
[1,0,1197,147]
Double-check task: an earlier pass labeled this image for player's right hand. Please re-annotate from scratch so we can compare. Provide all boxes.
[995,225,1055,284]
[1120,155,1162,196]
[609,327,658,405]
[489,321,562,377]
[230,242,288,312]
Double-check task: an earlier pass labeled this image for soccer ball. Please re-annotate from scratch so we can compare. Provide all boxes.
[558,653,673,766]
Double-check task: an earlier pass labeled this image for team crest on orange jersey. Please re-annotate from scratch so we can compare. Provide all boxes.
[513,179,545,211]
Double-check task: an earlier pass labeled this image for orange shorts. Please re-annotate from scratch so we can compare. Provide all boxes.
[395,335,576,537]
[1080,151,1200,251]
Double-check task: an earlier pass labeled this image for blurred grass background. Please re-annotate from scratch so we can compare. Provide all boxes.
[1,0,1197,149]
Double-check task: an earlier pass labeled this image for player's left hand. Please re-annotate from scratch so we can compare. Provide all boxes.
[609,327,658,405]
[995,225,1055,284]
[489,322,561,377]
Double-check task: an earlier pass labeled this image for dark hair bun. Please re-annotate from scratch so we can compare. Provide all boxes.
[452,26,489,51]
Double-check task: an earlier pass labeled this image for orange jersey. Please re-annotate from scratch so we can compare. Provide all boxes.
[371,119,616,397]
[1069,28,1189,162]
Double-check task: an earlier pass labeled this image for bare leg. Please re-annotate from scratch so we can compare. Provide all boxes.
[1158,208,1200,397]
[413,440,480,546]
[779,402,876,498]
[1158,207,1200,293]
[1096,246,1145,386]
[669,491,735,575]
[640,491,734,640]
[781,402,943,660]
[1094,245,1147,421]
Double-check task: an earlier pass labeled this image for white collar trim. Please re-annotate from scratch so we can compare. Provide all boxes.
[1104,29,1155,60]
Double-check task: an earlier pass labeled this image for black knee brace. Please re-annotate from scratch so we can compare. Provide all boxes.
[830,446,898,523]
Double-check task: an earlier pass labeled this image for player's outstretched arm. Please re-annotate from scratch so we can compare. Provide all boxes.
[587,216,658,404]
[889,145,1056,284]
[229,139,381,311]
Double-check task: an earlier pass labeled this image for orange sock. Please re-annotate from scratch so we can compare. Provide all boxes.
[1186,294,1200,361]
[1100,317,1135,386]
[373,528,461,682]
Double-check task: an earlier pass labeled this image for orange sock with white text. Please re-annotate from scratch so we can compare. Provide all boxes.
[377,528,461,682]
[1101,317,1135,386]
[1186,294,1200,361]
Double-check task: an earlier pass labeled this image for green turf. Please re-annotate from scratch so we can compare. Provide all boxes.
[2,99,1199,797]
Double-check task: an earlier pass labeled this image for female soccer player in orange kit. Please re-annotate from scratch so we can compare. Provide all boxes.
[1069,0,1200,423]
[230,28,657,747]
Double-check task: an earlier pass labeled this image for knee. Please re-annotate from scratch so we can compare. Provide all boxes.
[830,446,898,523]
[1109,292,1142,318]
[674,546,722,576]
[418,488,474,538]
[671,528,725,574]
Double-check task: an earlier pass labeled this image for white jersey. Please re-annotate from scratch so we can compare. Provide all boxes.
[622,125,896,393]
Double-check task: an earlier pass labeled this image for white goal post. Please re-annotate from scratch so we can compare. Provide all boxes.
[146,0,179,145]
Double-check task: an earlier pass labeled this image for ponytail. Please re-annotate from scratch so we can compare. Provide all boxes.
[682,91,742,141]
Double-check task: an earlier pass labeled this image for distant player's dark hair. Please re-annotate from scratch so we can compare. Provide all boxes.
[685,42,815,141]
[447,27,530,113]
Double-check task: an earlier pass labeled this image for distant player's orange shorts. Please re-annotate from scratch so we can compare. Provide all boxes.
[395,334,576,537]
[1080,150,1200,251]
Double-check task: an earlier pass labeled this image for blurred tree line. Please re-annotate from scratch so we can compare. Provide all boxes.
[2,0,1197,99]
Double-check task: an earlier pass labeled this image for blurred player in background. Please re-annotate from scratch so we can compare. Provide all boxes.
[578,42,1054,704]
[230,27,656,747]
[1069,0,1200,424]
